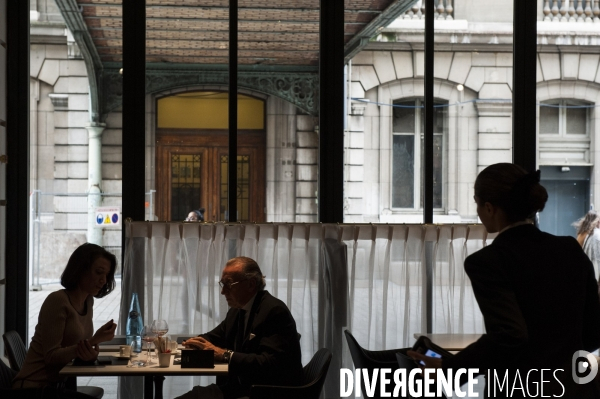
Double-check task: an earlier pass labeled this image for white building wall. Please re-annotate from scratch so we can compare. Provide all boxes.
[349,42,600,223]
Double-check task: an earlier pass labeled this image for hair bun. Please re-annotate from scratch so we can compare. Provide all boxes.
[511,170,541,197]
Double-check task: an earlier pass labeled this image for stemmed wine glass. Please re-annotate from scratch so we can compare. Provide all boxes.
[141,325,156,365]
[151,319,169,337]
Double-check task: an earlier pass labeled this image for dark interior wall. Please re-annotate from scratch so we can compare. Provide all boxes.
[0,0,7,354]
[5,0,29,340]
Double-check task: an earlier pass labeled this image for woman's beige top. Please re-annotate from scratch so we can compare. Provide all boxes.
[12,290,94,388]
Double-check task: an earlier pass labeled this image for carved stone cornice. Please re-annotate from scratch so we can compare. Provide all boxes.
[101,69,319,117]
[474,99,513,116]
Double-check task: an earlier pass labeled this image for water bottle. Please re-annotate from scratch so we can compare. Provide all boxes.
[126,292,143,352]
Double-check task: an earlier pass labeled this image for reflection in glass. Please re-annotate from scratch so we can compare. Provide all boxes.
[220,155,250,221]
[392,99,445,209]
[540,100,589,136]
[171,154,202,221]
[392,135,415,208]
[540,102,559,134]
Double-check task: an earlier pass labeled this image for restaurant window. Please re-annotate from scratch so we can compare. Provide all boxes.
[392,98,446,209]
[540,99,590,136]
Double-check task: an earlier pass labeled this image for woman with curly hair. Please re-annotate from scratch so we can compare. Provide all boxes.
[574,210,600,278]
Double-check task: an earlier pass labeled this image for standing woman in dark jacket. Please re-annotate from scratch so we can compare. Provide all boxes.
[410,163,600,398]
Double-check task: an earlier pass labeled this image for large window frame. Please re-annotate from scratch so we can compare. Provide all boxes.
[391,98,447,211]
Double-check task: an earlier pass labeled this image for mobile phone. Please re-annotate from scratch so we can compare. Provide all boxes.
[412,336,454,365]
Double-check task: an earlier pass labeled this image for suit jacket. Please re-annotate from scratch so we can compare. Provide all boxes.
[201,290,303,399]
[443,224,600,398]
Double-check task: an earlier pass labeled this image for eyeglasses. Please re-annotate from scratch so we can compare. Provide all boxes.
[218,279,247,290]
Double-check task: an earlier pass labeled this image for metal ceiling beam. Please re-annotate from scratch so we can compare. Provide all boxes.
[101,68,318,116]
[344,0,419,63]
[83,4,378,14]
[97,47,319,53]
[55,0,105,122]
[83,16,333,24]
[111,62,318,72]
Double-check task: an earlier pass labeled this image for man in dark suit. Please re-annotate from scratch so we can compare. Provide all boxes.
[175,256,303,399]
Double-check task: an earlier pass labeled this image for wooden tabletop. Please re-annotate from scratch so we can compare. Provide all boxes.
[413,333,482,351]
[59,352,228,377]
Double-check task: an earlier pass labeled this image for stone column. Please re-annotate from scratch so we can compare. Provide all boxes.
[86,122,106,245]
[474,99,512,173]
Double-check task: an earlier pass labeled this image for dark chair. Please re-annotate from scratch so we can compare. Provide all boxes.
[1,359,51,398]
[344,329,408,369]
[249,348,332,399]
[3,331,27,371]
[344,330,414,399]
[396,351,419,372]
[2,331,104,399]
[0,358,17,389]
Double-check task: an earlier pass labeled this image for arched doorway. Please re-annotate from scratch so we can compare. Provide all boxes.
[155,91,266,222]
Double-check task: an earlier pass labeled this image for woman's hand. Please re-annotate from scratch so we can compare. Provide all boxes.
[76,339,99,362]
[90,319,117,346]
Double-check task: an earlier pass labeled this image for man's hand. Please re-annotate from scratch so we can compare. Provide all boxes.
[183,337,226,361]
[407,350,443,369]
[76,339,100,362]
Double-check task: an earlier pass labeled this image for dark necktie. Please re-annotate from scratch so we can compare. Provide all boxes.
[235,309,246,350]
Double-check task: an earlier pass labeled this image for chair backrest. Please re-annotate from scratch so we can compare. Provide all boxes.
[344,329,371,369]
[396,352,446,399]
[0,359,17,389]
[345,329,402,370]
[3,331,27,371]
[396,352,418,372]
[345,330,415,399]
[301,348,332,398]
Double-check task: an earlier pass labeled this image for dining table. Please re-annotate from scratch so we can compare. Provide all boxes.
[59,350,227,399]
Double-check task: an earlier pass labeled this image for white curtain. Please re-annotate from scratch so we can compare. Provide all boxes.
[119,222,492,399]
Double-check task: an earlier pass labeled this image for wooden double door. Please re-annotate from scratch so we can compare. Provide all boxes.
[156,129,266,222]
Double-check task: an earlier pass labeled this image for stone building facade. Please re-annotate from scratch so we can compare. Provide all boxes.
[347,0,600,230]
[28,0,600,278]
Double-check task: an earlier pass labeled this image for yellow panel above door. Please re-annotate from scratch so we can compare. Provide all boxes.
[157,92,264,130]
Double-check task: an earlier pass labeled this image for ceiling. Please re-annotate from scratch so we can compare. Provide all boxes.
[73,0,409,67]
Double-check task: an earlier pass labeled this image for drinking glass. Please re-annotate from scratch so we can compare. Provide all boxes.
[151,319,169,337]
[141,325,156,365]
[128,340,144,367]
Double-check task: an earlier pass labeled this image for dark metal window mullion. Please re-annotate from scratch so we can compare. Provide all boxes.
[424,0,434,224]
[121,0,146,339]
[228,0,238,222]
[424,0,435,334]
[512,0,537,171]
